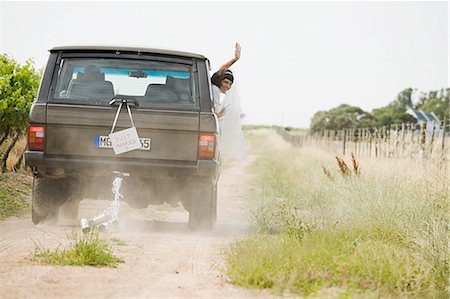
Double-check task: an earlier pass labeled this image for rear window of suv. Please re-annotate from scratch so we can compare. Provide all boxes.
[52,58,197,110]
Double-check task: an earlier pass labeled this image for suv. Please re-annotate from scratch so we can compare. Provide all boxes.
[25,45,220,229]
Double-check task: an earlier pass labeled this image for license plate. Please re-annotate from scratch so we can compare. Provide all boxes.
[95,135,151,150]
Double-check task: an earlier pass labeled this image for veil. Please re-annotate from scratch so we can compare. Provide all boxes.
[218,83,246,160]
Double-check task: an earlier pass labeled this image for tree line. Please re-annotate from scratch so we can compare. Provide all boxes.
[310,88,449,133]
[0,54,41,172]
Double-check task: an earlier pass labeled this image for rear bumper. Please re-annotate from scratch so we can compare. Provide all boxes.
[25,151,220,178]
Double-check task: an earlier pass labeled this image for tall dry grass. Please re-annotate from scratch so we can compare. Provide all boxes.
[0,136,27,171]
[226,130,449,297]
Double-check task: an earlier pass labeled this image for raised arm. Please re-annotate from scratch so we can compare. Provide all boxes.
[217,43,241,75]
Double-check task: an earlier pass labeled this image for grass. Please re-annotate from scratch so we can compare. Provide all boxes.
[0,136,31,220]
[34,233,125,268]
[225,130,449,297]
[1,136,27,170]
[0,172,32,220]
[226,233,436,297]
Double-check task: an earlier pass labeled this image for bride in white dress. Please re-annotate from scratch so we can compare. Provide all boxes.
[210,43,246,160]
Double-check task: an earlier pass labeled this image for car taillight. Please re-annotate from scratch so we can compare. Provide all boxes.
[198,133,216,159]
[28,125,45,151]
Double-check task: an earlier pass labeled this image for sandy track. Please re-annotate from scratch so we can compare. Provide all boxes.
[0,139,272,299]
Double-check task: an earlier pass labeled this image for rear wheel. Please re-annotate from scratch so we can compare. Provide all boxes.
[188,179,217,230]
[31,176,72,224]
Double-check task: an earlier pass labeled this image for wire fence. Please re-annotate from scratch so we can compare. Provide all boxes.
[277,119,449,160]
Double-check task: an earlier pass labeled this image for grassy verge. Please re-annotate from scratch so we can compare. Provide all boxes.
[34,233,125,268]
[225,130,448,297]
[0,172,32,220]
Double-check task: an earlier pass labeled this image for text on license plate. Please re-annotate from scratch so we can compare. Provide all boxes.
[94,135,151,150]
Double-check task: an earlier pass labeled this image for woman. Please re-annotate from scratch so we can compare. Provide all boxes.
[211,43,246,159]
[211,43,241,117]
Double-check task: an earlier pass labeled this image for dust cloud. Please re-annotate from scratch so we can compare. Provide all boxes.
[0,135,269,298]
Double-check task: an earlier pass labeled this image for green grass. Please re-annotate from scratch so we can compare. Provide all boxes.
[0,172,31,220]
[34,233,125,268]
[225,130,449,297]
[226,229,440,297]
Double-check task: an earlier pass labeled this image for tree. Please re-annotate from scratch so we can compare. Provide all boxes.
[393,88,414,110]
[0,54,41,171]
[415,88,449,121]
[370,88,418,127]
[309,87,448,133]
[371,103,417,127]
[310,104,376,133]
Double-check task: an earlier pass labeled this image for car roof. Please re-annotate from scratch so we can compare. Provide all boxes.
[50,45,207,60]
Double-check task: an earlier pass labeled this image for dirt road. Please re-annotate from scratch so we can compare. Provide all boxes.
[0,136,272,299]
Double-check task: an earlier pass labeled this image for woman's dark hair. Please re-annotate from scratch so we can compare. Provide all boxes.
[211,72,222,87]
[211,70,234,87]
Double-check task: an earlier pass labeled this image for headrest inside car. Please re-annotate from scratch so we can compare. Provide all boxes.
[82,66,105,81]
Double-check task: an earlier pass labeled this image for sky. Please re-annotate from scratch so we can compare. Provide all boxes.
[1,0,449,128]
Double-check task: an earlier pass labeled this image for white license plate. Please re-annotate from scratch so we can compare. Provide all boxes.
[95,135,151,150]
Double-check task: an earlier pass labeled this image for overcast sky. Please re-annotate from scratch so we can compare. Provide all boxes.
[1,1,449,128]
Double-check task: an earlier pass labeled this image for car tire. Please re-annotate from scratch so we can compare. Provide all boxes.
[188,179,216,230]
[31,176,71,225]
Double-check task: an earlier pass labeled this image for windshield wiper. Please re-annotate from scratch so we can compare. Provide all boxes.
[109,96,140,107]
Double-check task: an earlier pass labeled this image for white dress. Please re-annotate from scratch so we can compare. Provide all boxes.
[211,84,222,111]
[212,84,246,160]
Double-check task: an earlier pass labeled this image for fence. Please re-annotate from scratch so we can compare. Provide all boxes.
[277,119,449,160]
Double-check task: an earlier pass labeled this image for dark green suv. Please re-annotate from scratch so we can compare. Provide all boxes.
[25,46,220,229]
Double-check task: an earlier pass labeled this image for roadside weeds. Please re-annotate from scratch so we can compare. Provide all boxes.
[225,130,449,297]
[0,172,31,220]
[33,232,125,268]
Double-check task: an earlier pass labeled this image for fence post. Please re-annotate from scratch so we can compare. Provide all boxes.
[374,128,378,158]
[360,129,364,157]
[350,129,354,155]
[420,122,427,159]
[410,123,415,158]
[401,123,406,157]
[417,123,421,145]
[429,121,436,157]
[355,129,360,156]
[342,129,347,156]
[328,130,332,152]
[387,125,392,158]
[335,130,339,154]
[441,118,447,159]
[326,130,331,152]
